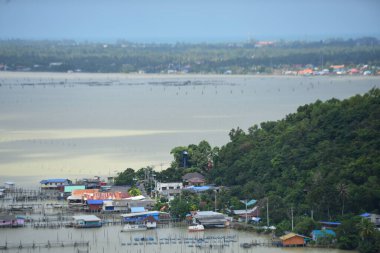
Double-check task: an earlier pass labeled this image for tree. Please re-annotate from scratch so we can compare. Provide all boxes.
[336,182,350,216]
[357,217,376,239]
[169,197,191,219]
[114,168,136,186]
[337,216,360,250]
[294,217,318,236]
[128,187,142,196]
[356,218,380,253]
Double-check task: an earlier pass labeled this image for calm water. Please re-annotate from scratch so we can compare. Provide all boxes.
[0,72,370,253]
[0,225,354,253]
[0,72,379,184]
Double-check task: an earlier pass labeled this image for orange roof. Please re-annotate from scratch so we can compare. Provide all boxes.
[280,233,309,241]
[330,65,345,69]
[298,68,313,75]
[72,189,99,196]
[85,192,131,200]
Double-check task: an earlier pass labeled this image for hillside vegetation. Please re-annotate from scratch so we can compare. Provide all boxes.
[209,88,380,223]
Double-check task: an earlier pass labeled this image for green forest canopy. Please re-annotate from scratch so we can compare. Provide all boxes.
[207,88,380,223]
[0,37,379,73]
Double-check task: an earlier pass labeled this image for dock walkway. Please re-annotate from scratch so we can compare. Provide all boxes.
[0,241,89,251]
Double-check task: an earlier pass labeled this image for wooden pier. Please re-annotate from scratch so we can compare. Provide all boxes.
[0,241,89,251]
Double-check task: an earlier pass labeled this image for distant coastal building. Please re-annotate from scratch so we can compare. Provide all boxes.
[4,182,15,191]
[40,179,72,191]
[192,211,227,228]
[231,206,260,222]
[72,215,102,228]
[156,182,183,200]
[280,233,309,246]
[311,229,336,241]
[0,215,24,227]
[121,211,160,223]
[360,213,380,228]
[182,172,205,186]
[255,41,274,48]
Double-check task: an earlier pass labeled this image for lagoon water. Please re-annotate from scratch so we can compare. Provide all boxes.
[0,72,379,184]
[0,224,354,253]
[0,72,373,253]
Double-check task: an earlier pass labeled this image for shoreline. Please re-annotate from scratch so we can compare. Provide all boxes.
[1,71,379,80]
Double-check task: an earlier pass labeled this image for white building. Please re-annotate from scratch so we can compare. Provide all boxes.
[155,182,183,201]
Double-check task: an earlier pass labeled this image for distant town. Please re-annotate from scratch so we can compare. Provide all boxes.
[0,37,379,75]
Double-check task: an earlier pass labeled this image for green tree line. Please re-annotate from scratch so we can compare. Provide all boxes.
[0,38,379,73]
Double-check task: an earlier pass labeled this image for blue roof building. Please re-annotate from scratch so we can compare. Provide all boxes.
[311,229,336,241]
[121,211,160,223]
[40,179,71,184]
[131,207,146,213]
[319,221,341,227]
[40,179,72,190]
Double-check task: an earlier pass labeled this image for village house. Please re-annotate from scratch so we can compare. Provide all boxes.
[231,206,260,222]
[311,229,336,242]
[360,213,380,228]
[280,233,309,247]
[155,182,183,201]
[40,179,72,191]
[182,172,206,186]
[121,211,160,224]
[0,215,24,227]
[192,211,227,228]
[102,199,154,212]
[86,200,103,212]
[72,215,102,228]
[76,176,106,189]
[4,182,15,192]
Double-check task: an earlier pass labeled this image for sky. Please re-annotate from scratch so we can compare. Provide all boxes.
[0,0,379,42]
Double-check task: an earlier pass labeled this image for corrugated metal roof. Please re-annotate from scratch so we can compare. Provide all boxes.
[233,207,258,215]
[184,186,212,192]
[319,221,341,226]
[40,179,69,184]
[72,215,100,222]
[131,207,145,213]
[182,172,205,180]
[194,211,222,217]
[87,200,103,205]
[121,211,160,218]
[280,233,308,241]
[72,189,99,196]
[64,185,86,193]
[312,230,336,238]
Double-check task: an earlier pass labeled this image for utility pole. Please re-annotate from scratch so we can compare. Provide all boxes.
[214,190,217,212]
[266,198,269,227]
[245,199,248,224]
[291,206,294,231]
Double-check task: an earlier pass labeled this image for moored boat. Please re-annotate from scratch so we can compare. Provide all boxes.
[188,224,204,232]
[121,224,147,232]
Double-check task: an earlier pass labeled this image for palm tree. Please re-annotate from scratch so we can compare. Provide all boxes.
[357,218,375,241]
[336,182,349,215]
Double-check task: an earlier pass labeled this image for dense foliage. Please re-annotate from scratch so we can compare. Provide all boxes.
[209,89,380,224]
[0,37,379,73]
[114,89,380,252]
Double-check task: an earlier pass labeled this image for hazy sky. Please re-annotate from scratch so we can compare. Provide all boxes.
[0,0,379,42]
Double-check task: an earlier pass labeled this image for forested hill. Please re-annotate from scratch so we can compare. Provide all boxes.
[209,89,380,223]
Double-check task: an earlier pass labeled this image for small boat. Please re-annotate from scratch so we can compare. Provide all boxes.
[188,224,204,232]
[121,224,147,232]
[240,243,252,248]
